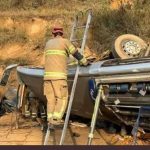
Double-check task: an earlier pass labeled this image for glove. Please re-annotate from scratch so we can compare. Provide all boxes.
[79,57,90,66]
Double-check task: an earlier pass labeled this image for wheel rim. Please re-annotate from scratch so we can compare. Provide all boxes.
[122,40,141,57]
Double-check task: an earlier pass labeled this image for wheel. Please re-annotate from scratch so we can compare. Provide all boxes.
[112,34,148,59]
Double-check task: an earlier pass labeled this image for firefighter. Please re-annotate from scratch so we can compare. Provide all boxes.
[43,26,89,129]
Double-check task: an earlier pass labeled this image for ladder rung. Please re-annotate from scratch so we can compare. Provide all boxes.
[71,38,83,42]
[74,26,86,29]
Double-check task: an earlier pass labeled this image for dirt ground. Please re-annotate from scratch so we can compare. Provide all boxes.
[0,113,149,145]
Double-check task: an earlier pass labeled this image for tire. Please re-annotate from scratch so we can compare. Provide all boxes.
[112,34,147,59]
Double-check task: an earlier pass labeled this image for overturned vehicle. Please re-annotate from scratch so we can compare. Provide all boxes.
[15,57,150,130]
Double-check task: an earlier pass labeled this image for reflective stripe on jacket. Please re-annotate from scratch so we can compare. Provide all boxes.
[44,36,76,80]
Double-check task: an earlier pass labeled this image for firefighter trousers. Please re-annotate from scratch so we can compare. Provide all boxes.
[44,80,68,122]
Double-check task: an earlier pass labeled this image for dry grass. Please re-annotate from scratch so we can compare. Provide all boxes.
[0,28,28,46]
[0,0,149,55]
[90,0,150,54]
[0,57,31,66]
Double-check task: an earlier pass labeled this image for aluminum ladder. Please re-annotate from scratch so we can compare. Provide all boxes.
[87,84,103,145]
[59,9,92,145]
